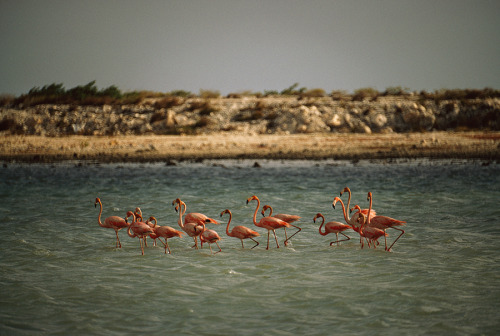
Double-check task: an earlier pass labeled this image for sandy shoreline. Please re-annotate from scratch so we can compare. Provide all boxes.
[1,132,499,163]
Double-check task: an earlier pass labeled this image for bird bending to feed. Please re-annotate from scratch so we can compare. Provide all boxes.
[355,192,406,251]
[246,195,291,250]
[172,198,204,249]
[338,187,376,230]
[126,211,154,255]
[147,216,184,254]
[199,223,222,254]
[333,196,366,245]
[221,209,260,249]
[261,205,301,246]
[313,213,352,246]
[352,204,387,249]
[94,197,130,248]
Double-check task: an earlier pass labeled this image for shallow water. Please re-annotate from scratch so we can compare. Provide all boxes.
[0,159,499,335]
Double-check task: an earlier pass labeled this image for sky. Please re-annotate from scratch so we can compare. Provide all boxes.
[1,0,499,96]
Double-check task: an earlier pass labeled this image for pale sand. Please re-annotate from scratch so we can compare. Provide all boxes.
[0,132,499,163]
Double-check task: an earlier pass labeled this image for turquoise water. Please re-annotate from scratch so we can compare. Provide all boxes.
[1,159,499,335]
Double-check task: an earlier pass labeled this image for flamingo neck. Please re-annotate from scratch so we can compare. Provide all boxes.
[177,202,185,230]
[361,196,373,233]
[96,200,104,227]
[252,198,260,226]
[225,212,232,236]
[317,215,327,236]
[127,213,136,238]
[337,198,350,224]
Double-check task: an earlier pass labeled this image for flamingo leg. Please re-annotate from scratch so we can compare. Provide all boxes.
[115,229,122,248]
[272,230,280,248]
[284,225,301,246]
[250,237,259,249]
[241,239,245,248]
[283,228,289,246]
[266,231,270,250]
[214,242,222,254]
[387,227,405,251]
[139,237,145,255]
[330,232,351,246]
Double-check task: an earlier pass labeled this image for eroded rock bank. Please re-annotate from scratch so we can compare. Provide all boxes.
[1,96,499,136]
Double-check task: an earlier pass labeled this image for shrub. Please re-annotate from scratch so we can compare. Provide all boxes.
[301,88,326,97]
[352,87,379,101]
[0,94,15,106]
[199,89,220,99]
[154,96,184,109]
[280,83,306,95]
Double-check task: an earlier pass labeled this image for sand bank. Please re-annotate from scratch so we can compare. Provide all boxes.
[1,132,499,163]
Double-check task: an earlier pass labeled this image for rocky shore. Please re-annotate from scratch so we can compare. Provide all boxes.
[1,96,499,162]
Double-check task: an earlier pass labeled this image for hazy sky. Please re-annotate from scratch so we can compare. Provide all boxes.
[1,0,499,96]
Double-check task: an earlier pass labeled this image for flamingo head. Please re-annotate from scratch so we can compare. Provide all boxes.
[332,197,342,209]
[125,211,135,223]
[261,205,272,217]
[340,187,350,197]
[172,198,181,206]
[94,198,101,207]
[350,205,361,214]
[313,213,323,223]
[148,216,157,227]
[194,223,205,234]
[367,192,372,201]
[220,209,231,217]
[246,195,259,204]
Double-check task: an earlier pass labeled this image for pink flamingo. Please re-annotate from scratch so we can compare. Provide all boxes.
[94,197,130,248]
[221,209,260,249]
[172,198,204,249]
[199,223,222,254]
[147,216,184,254]
[184,209,219,226]
[354,209,387,249]
[358,192,406,251]
[261,205,301,246]
[246,195,291,250]
[332,196,365,245]
[126,211,154,255]
[338,187,376,230]
[313,213,352,246]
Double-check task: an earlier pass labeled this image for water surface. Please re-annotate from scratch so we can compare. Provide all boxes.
[1,159,499,335]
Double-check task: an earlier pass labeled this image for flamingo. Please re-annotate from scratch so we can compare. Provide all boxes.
[183,208,219,226]
[261,205,301,246]
[246,195,291,250]
[94,197,130,248]
[147,216,184,254]
[172,198,204,249]
[332,196,365,245]
[354,210,387,249]
[313,213,352,246]
[339,187,376,230]
[359,192,406,251]
[126,211,154,255]
[199,223,222,254]
[221,209,260,249]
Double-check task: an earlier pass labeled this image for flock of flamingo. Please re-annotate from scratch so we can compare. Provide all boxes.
[94,187,406,255]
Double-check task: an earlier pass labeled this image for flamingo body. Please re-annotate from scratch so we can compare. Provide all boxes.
[221,209,260,249]
[94,197,130,248]
[126,212,154,255]
[200,226,222,254]
[247,196,290,249]
[313,213,352,246]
